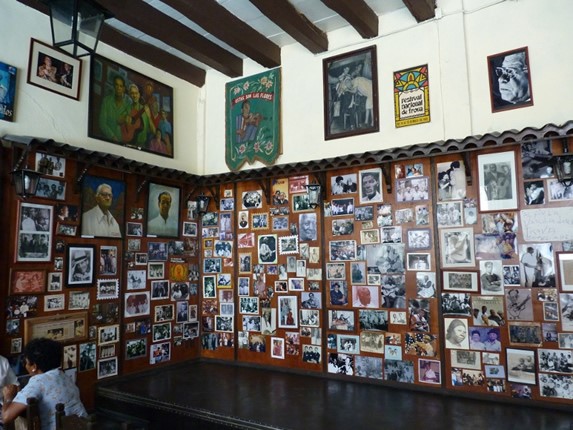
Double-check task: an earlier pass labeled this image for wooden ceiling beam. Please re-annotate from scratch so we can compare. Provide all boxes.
[320,0,378,39]
[161,0,281,68]
[100,27,206,87]
[403,0,436,22]
[249,0,328,54]
[97,0,242,77]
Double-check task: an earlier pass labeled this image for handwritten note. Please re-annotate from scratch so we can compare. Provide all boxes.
[521,207,573,242]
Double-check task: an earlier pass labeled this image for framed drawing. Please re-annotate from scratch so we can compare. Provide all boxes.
[557,252,573,291]
[487,47,533,113]
[478,151,518,211]
[440,228,475,268]
[89,54,174,157]
[27,38,81,100]
[24,312,88,343]
[66,245,95,287]
[0,61,17,122]
[80,175,125,238]
[323,45,379,140]
[225,68,281,172]
[147,183,180,237]
[17,202,53,263]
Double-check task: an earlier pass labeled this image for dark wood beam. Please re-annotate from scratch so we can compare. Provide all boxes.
[97,0,242,77]
[320,0,378,39]
[16,0,208,85]
[249,0,328,54]
[403,0,436,22]
[100,27,206,87]
[160,0,281,68]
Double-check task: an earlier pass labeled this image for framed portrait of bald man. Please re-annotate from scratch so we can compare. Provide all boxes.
[80,175,126,238]
[487,47,533,113]
[147,183,180,238]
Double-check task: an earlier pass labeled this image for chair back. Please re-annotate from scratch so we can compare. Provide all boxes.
[26,397,41,430]
[55,403,97,430]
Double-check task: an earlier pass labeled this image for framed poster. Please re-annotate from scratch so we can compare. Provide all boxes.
[24,312,88,343]
[147,183,180,237]
[225,68,281,171]
[80,175,125,238]
[66,245,95,287]
[393,64,430,128]
[27,38,81,100]
[0,60,17,121]
[323,45,379,140]
[89,54,174,157]
[487,47,533,113]
[478,151,518,212]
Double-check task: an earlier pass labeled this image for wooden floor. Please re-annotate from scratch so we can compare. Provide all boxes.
[95,360,573,430]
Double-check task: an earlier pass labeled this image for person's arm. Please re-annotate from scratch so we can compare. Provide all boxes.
[2,384,26,425]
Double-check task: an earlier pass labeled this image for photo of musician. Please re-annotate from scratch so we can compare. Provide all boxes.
[236,100,263,143]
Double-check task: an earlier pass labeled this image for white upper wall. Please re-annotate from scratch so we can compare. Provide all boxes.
[0,0,201,173]
[2,0,572,176]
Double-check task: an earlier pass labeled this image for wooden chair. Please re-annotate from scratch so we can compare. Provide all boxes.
[54,403,97,430]
[4,397,41,430]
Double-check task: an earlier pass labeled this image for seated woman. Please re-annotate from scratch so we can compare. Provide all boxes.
[2,338,87,429]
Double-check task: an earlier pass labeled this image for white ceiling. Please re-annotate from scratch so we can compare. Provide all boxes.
[106,0,407,71]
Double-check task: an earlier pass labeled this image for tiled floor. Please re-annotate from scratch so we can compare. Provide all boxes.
[96,361,573,430]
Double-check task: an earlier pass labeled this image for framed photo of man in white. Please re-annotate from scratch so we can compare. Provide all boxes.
[358,168,383,204]
[477,151,518,212]
[147,183,180,237]
[80,175,125,238]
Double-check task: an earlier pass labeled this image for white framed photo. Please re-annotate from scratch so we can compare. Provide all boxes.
[478,151,518,212]
[440,228,475,268]
[443,271,478,292]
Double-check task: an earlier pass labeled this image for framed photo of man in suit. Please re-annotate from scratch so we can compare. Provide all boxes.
[147,183,180,238]
[80,175,125,239]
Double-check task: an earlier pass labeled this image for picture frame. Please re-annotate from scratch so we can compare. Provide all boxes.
[0,60,17,122]
[440,228,475,268]
[407,228,431,250]
[96,279,119,300]
[271,337,285,359]
[27,38,81,100]
[126,338,147,360]
[477,151,518,212]
[24,311,87,344]
[258,234,278,264]
[68,291,90,310]
[16,202,53,262]
[323,45,379,140]
[35,152,66,178]
[331,173,357,195]
[11,269,46,295]
[35,177,66,201]
[47,272,63,292]
[80,175,125,238]
[182,221,198,237]
[506,348,536,384]
[147,183,180,237]
[487,47,533,113]
[557,252,573,292]
[97,357,118,379]
[278,296,298,328]
[442,271,478,292]
[89,54,174,157]
[358,168,383,203]
[98,324,120,345]
[44,294,65,312]
[124,292,150,318]
[66,245,95,287]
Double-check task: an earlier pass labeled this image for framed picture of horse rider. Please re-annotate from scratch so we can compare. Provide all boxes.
[323,45,379,140]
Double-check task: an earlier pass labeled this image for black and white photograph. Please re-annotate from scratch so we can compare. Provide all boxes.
[381,226,402,244]
[66,245,95,287]
[330,198,355,216]
[524,180,545,205]
[329,240,357,262]
[443,271,478,292]
[519,243,555,288]
[258,234,278,264]
[478,151,518,211]
[182,221,198,237]
[440,228,475,268]
[354,206,374,221]
[507,348,536,384]
[416,273,436,298]
[441,293,471,316]
[436,201,463,227]
[407,253,431,271]
[381,275,406,308]
[437,160,466,201]
[366,243,405,274]
[396,177,429,202]
[35,177,66,201]
[97,357,118,379]
[332,219,354,236]
[487,47,533,113]
[548,179,573,202]
[521,140,554,179]
[358,168,383,203]
[97,279,119,300]
[395,208,414,224]
[509,322,542,347]
[407,228,430,249]
[331,173,358,195]
[479,260,503,294]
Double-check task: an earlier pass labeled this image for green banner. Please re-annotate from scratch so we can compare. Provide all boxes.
[225,68,281,172]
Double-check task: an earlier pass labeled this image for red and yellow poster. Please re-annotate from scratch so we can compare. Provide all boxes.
[393,65,430,128]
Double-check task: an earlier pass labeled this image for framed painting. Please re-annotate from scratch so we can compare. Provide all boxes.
[487,47,533,113]
[27,38,81,100]
[80,175,125,238]
[89,54,174,157]
[147,183,180,237]
[323,45,379,140]
[478,151,518,212]
[0,60,17,122]
[11,269,46,295]
[66,245,95,287]
[225,68,281,172]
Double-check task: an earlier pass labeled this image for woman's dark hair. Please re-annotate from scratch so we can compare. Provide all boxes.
[23,338,62,372]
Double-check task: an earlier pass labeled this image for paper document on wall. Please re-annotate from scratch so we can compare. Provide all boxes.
[521,207,573,242]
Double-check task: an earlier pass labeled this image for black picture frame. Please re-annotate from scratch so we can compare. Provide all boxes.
[323,45,379,140]
[66,245,95,287]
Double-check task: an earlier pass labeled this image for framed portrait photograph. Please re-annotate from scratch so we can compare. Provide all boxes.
[557,252,573,292]
[89,54,174,157]
[487,47,533,113]
[147,183,180,237]
[323,45,379,140]
[27,38,81,100]
[478,151,518,212]
[35,152,66,178]
[358,168,383,204]
[66,245,95,287]
[80,175,125,238]
[440,228,475,268]
[17,202,53,262]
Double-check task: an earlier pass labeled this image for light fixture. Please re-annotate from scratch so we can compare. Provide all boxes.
[196,194,211,217]
[553,140,573,187]
[45,0,113,58]
[10,168,41,199]
[306,183,322,209]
